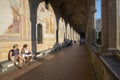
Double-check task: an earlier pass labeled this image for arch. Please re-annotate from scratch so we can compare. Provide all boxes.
[37,23,43,43]
[95,0,101,45]
[29,0,61,52]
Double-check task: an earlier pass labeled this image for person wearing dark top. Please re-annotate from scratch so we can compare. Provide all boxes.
[9,44,23,69]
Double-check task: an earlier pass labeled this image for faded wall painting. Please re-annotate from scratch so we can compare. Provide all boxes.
[37,2,56,35]
[59,18,65,43]
[67,23,71,39]
[0,0,20,40]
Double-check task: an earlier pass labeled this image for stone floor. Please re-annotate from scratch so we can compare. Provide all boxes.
[0,44,93,80]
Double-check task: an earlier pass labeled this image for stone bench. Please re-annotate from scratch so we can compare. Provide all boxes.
[36,48,53,57]
[0,48,61,73]
[0,60,14,72]
[0,54,34,73]
[0,54,35,73]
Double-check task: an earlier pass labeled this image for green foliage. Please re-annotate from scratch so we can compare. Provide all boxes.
[98,31,101,39]
[96,31,101,45]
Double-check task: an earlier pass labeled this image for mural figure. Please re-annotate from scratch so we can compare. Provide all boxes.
[0,0,20,39]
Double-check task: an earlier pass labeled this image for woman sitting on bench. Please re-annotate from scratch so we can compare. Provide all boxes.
[21,44,33,64]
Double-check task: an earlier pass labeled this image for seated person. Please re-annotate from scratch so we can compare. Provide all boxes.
[21,44,33,64]
[9,44,24,69]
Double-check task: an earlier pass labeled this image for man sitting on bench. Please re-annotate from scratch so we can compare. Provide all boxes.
[9,44,24,69]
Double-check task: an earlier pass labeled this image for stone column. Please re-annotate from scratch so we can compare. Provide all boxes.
[29,0,37,53]
[108,0,116,50]
[91,0,96,44]
[65,23,67,39]
[69,27,71,40]
[56,16,59,43]
[100,0,109,52]
[116,0,120,50]
[73,29,75,41]
[71,27,73,40]
[101,0,117,53]
[86,20,91,44]
[87,0,96,45]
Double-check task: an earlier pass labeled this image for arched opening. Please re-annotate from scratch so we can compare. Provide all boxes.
[95,0,101,45]
[37,23,43,43]
[80,32,85,45]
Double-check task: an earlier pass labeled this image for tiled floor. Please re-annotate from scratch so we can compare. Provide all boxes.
[0,44,93,80]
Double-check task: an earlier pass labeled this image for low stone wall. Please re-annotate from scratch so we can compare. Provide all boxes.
[87,46,117,80]
[0,40,32,62]
[115,53,120,61]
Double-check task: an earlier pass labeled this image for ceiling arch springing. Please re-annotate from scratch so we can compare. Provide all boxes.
[29,0,90,33]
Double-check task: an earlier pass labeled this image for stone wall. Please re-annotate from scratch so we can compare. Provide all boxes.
[0,0,32,62]
[37,38,56,52]
[0,0,80,62]
[87,45,117,80]
[0,0,56,62]
[0,40,31,62]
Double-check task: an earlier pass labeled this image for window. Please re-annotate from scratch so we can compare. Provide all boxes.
[37,24,43,43]
[45,0,49,10]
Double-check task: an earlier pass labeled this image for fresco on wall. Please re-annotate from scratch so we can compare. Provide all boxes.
[67,23,71,39]
[58,18,65,43]
[59,18,65,33]
[0,0,20,39]
[37,2,56,35]
[6,7,20,33]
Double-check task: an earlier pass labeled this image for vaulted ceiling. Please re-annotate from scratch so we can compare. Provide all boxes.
[29,0,91,33]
